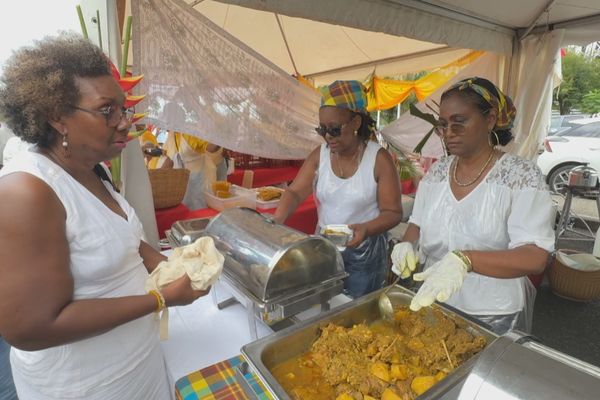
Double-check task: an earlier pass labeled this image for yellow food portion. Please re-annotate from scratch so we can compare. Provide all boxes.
[271,306,487,400]
[323,228,348,236]
[257,187,283,201]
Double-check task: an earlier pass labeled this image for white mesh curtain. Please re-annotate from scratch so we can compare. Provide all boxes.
[132,0,322,159]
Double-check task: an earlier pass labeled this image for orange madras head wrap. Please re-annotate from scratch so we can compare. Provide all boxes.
[319,80,368,113]
[445,77,516,130]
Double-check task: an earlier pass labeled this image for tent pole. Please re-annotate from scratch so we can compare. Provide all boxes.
[520,0,556,40]
[275,14,299,76]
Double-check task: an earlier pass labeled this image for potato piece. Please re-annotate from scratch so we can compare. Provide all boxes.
[390,364,410,381]
[435,371,447,381]
[381,388,403,400]
[336,393,354,400]
[370,362,390,383]
[411,376,438,395]
[364,396,377,400]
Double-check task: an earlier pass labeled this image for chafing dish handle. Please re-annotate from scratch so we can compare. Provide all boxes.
[234,361,261,400]
[240,207,275,224]
[437,302,495,332]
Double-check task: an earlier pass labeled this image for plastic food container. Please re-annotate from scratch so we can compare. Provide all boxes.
[204,185,256,211]
[320,224,353,251]
[255,186,284,209]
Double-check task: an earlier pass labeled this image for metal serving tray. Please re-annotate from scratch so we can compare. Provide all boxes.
[241,286,497,400]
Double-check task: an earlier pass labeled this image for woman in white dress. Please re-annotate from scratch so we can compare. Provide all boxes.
[0,34,208,399]
[391,77,555,334]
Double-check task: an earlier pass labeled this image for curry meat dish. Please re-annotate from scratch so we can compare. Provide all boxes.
[271,307,486,400]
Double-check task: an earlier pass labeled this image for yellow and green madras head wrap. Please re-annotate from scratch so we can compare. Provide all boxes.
[445,77,516,130]
[319,80,368,113]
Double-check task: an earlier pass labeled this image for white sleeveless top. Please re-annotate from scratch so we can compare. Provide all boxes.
[316,141,380,228]
[0,152,173,400]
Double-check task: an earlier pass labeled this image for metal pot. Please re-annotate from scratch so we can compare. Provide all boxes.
[568,165,598,189]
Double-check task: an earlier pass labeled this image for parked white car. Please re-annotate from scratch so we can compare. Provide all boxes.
[537,120,600,193]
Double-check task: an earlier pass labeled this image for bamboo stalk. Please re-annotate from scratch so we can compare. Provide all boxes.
[76,5,88,39]
[96,10,103,51]
[120,16,133,77]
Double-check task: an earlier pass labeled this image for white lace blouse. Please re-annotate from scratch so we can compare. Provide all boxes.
[409,153,555,315]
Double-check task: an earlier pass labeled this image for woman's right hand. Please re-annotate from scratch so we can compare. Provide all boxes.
[391,242,419,278]
[159,275,209,307]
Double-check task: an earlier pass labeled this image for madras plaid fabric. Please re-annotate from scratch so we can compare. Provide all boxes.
[446,77,516,130]
[319,80,368,112]
[175,355,273,400]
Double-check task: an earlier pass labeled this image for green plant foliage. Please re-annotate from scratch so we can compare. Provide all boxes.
[555,51,600,114]
[581,90,600,115]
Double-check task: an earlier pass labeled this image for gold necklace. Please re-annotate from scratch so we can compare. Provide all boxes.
[335,143,363,178]
[453,150,495,187]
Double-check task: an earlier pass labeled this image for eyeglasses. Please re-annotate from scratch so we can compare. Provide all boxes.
[436,110,490,137]
[435,122,467,137]
[71,104,135,127]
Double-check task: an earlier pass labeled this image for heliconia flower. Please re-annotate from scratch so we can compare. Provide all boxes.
[125,95,146,108]
[131,112,148,124]
[126,129,147,142]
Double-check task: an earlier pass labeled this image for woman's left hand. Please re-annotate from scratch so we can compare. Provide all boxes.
[346,223,368,248]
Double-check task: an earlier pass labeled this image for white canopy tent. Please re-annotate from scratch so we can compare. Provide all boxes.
[109,0,600,243]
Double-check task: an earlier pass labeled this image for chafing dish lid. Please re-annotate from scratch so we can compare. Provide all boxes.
[459,331,600,400]
[171,217,212,246]
[205,208,346,302]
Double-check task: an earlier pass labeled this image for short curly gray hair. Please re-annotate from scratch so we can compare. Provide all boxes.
[0,32,112,147]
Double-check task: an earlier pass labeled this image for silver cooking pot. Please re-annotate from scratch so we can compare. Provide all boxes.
[568,165,598,189]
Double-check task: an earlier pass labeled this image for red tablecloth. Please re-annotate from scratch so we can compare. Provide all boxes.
[227,166,300,188]
[155,195,317,239]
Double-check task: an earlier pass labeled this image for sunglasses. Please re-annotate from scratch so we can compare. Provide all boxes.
[315,117,356,138]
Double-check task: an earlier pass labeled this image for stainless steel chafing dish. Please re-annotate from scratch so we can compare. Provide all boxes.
[203,207,347,339]
[241,286,600,400]
[167,217,212,247]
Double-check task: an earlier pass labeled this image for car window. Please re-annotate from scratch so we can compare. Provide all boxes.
[559,122,600,138]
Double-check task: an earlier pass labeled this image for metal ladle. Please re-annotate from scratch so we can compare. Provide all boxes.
[378,275,401,319]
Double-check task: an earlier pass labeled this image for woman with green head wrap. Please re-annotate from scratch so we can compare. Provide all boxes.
[274,80,403,298]
[391,77,555,334]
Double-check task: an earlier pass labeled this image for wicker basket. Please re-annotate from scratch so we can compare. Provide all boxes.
[548,249,600,302]
[148,168,190,209]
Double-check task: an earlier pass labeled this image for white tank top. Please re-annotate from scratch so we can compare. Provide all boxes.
[0,151,172,399]
[316,141,380,227]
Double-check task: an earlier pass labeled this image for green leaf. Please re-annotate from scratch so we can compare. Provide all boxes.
[413,127,435,154]
[409,103,438,126]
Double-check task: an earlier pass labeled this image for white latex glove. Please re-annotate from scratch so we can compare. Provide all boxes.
[391,242,418,279]
[410,252,469,311]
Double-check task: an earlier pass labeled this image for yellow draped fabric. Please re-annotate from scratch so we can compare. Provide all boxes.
[365,50,484,111]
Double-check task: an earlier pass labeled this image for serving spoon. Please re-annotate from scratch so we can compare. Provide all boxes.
[378,275,402,319]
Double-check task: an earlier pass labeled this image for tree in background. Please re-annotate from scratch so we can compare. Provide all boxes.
[555,51,600,114]
[581,90,600,115]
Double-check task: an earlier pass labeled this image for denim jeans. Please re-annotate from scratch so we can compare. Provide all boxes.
[0,336,17,400]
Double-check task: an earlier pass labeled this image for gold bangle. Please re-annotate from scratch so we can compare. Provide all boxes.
[452,250,473,272]
[148,289,165,312]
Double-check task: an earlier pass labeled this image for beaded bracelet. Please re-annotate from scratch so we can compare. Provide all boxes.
[452,250,473,272]
[148,289,166,312]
